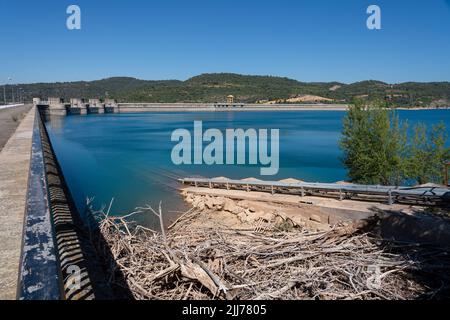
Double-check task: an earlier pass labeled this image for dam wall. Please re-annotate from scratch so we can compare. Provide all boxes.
[37,98,349,116]
[117,103,349,113]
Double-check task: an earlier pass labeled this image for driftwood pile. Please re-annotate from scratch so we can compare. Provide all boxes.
[92,203,450,300]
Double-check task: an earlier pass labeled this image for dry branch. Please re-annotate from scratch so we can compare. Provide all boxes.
[93,205,450,300]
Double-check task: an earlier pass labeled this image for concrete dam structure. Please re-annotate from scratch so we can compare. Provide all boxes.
[35,97,119,116]
[35,97,349,115]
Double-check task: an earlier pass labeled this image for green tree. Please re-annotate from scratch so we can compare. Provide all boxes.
[407,122,450,184]
[340,100,408,185]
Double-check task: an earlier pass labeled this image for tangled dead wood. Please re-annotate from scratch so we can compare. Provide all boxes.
[91,204,450,300]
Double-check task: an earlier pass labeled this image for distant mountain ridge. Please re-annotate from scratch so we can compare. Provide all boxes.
[8,73,450,107]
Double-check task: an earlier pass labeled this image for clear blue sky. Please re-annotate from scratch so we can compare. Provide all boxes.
[1,0,450,84]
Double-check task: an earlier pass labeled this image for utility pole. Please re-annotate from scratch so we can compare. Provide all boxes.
[3,84,5,105]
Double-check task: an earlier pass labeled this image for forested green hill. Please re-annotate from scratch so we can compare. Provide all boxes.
[9,73,450,107]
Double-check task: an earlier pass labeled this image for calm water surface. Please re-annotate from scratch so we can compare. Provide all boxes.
[45,110,450,226]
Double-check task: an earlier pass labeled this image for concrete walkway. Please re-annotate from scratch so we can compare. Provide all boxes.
[0,104,32,151]
[0,107,35,299]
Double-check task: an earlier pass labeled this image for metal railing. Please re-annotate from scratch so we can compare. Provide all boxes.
[18,108,114,300]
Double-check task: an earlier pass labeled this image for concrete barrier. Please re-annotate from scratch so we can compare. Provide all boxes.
[0,103,25,110]
[117,103,349,113]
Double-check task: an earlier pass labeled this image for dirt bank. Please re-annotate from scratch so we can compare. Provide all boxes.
[179,191,335,232]
[179,189,450,246]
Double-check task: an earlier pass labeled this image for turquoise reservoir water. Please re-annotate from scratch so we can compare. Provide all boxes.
[45,110,450,224]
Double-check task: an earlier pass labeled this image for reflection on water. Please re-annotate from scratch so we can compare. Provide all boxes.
[44,110,450,227]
